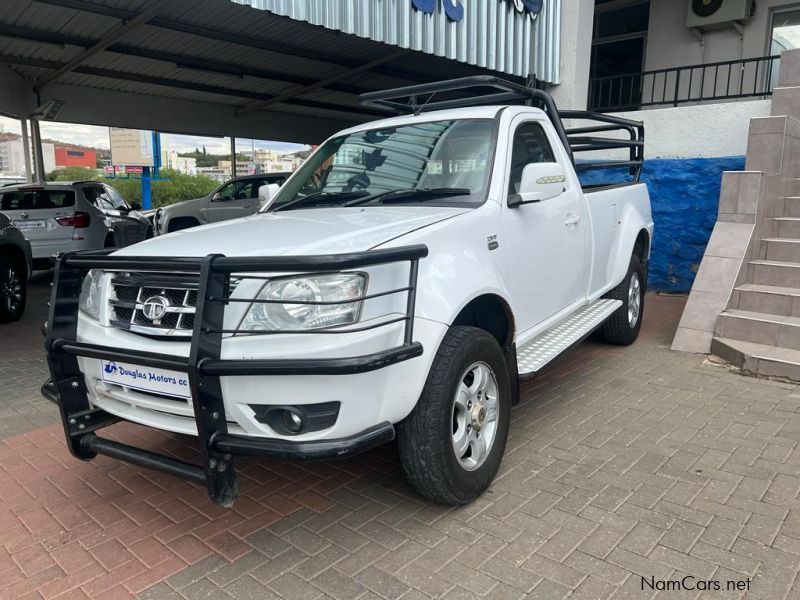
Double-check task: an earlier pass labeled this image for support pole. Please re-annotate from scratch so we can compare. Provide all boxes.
[19,119,32,183]
[30,119,46,182]
[230,136,236,179]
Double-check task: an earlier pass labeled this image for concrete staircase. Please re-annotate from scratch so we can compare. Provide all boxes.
[673,48,800,380]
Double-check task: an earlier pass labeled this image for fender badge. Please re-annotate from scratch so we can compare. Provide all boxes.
[487,235,499,251]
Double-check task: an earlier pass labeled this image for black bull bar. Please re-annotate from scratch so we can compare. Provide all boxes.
[42,246,427,506]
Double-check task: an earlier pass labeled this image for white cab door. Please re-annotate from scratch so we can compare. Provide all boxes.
[499,119,589,333]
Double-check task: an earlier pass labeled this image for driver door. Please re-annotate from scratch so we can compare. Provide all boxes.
[206,180,258,223]
[500,118,589,334]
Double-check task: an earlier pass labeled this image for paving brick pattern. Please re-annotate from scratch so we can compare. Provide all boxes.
[3,279,800,598]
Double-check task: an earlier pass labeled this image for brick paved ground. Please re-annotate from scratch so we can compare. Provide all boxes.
[3,277,800,599]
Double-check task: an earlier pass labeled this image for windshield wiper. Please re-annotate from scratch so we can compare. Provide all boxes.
[345,187,472,207]
[271,190,369,212]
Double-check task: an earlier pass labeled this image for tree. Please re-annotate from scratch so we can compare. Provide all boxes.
[202,145,207,155]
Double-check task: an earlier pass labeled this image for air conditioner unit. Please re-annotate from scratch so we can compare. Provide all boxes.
[686,0,753,30]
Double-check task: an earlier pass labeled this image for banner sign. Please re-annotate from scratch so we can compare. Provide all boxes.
[411,0,543,22]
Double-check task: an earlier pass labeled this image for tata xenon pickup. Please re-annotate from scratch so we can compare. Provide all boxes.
[43,77,652,507]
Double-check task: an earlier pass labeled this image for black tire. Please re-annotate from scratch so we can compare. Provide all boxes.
[0,254,26,323]
[168,218,200,233]
[397,326,511,505]
[602,254,645,345]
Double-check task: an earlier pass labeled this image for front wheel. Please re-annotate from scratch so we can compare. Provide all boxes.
[0,254,26,323]
[397,326,511,505]
[602,254,645,345]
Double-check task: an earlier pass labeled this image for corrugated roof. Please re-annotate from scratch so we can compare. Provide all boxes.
[0,0,548,140]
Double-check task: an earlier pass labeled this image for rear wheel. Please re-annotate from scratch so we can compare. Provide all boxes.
[397,326,511,504]
[602,254,645,345]
[0,254,26,323]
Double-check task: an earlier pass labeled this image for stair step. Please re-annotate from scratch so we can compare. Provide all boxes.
[716,309,800,350]
[773,217,800,238]
[750,259,800,287]
[517,299,622,376]
[734,283,800,316]
[711,337,800,381]
[762,238,800,261]
[787,198,800,217]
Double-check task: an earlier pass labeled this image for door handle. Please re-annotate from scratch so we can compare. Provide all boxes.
[564,214,581,226]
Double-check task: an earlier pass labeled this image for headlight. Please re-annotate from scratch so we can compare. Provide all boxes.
[240,273,366,332]
[79,269,104,320]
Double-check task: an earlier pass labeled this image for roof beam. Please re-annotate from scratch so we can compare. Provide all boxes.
[35,0,170,89]
[0,53,382,118]
[237,50,408,117]
[30,0,428,84]
[3,23,371,96]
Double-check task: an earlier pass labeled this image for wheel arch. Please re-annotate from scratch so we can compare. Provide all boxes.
[451,293,515,351]
[0,244,29,279]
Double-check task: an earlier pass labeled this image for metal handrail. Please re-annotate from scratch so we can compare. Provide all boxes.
[589,55,780,112]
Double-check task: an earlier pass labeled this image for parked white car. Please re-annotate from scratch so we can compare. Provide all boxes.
[43,78,652,507]
[0,181,151,269]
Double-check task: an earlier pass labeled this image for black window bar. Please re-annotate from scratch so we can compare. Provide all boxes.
[359,76,645,184]
[43,245,427,506]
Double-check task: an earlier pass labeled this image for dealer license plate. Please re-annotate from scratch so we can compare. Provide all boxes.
[13,219,47,230]
[100,360,191,399]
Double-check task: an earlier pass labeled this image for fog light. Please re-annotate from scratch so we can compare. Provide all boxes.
[283,410,303,433]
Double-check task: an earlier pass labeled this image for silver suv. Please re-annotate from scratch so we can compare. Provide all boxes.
[154,173,290,234]
[0,212,32,323]
[0,181,152,269]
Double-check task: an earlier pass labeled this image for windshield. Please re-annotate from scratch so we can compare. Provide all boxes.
[266,119,496,211]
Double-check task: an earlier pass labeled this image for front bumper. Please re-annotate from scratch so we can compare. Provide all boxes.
[44,246,428,507]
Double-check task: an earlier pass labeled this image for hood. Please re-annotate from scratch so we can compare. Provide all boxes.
[161,195,207,212]
[116,206,469,257]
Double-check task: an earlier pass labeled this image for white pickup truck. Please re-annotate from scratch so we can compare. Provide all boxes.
[44,77,652,507]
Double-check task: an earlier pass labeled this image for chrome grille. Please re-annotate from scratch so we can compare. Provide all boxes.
[109,274,199,339]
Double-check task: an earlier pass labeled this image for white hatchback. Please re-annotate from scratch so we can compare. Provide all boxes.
[0,181,151,268]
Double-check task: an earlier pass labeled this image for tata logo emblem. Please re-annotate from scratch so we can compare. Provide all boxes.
[141,295,170,322]
[411,0,542,22]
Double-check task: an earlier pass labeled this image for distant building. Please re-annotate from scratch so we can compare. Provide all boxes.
[161,150,197,174]
[55,146,96,169]
[195,167,228,182]
[0,139,55,176]
[217,160,256,178]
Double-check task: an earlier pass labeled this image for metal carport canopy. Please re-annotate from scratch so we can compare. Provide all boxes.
[0,0,556,144]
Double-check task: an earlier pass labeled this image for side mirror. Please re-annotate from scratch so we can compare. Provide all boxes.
[508,162,567,208]
[129,201,142,211]
[211,192,221,202]
[258,183,281,210]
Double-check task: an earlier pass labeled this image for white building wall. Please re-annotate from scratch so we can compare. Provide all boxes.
[645,0,799,72]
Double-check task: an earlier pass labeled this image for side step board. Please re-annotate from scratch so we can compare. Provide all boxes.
[517,299,622,376]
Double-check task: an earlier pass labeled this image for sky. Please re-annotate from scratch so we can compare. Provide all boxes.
[0,115,309,156]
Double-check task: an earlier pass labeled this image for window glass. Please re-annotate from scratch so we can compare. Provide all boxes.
[507,122,556,195]
[268,119,496,211]
[103,185,129,209]
[1,189,76,210]
[773,9,800,54]
[217,180,253,201]
[84,185,114,210]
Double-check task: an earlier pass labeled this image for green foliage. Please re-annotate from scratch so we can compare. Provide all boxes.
[102,169,219,208]
[46,167,218,208]
[46,166,99,182]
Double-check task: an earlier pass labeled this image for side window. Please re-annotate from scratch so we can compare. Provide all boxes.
[216,181,250,200]
[84,185,112,210]
[103,185,129,210]
[508,122,556,195]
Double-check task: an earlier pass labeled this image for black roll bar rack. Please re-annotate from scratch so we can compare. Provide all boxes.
[43,245,427,506]
[358,75,645,183]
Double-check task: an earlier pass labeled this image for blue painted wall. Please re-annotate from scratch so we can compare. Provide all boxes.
[580,156,746,293]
